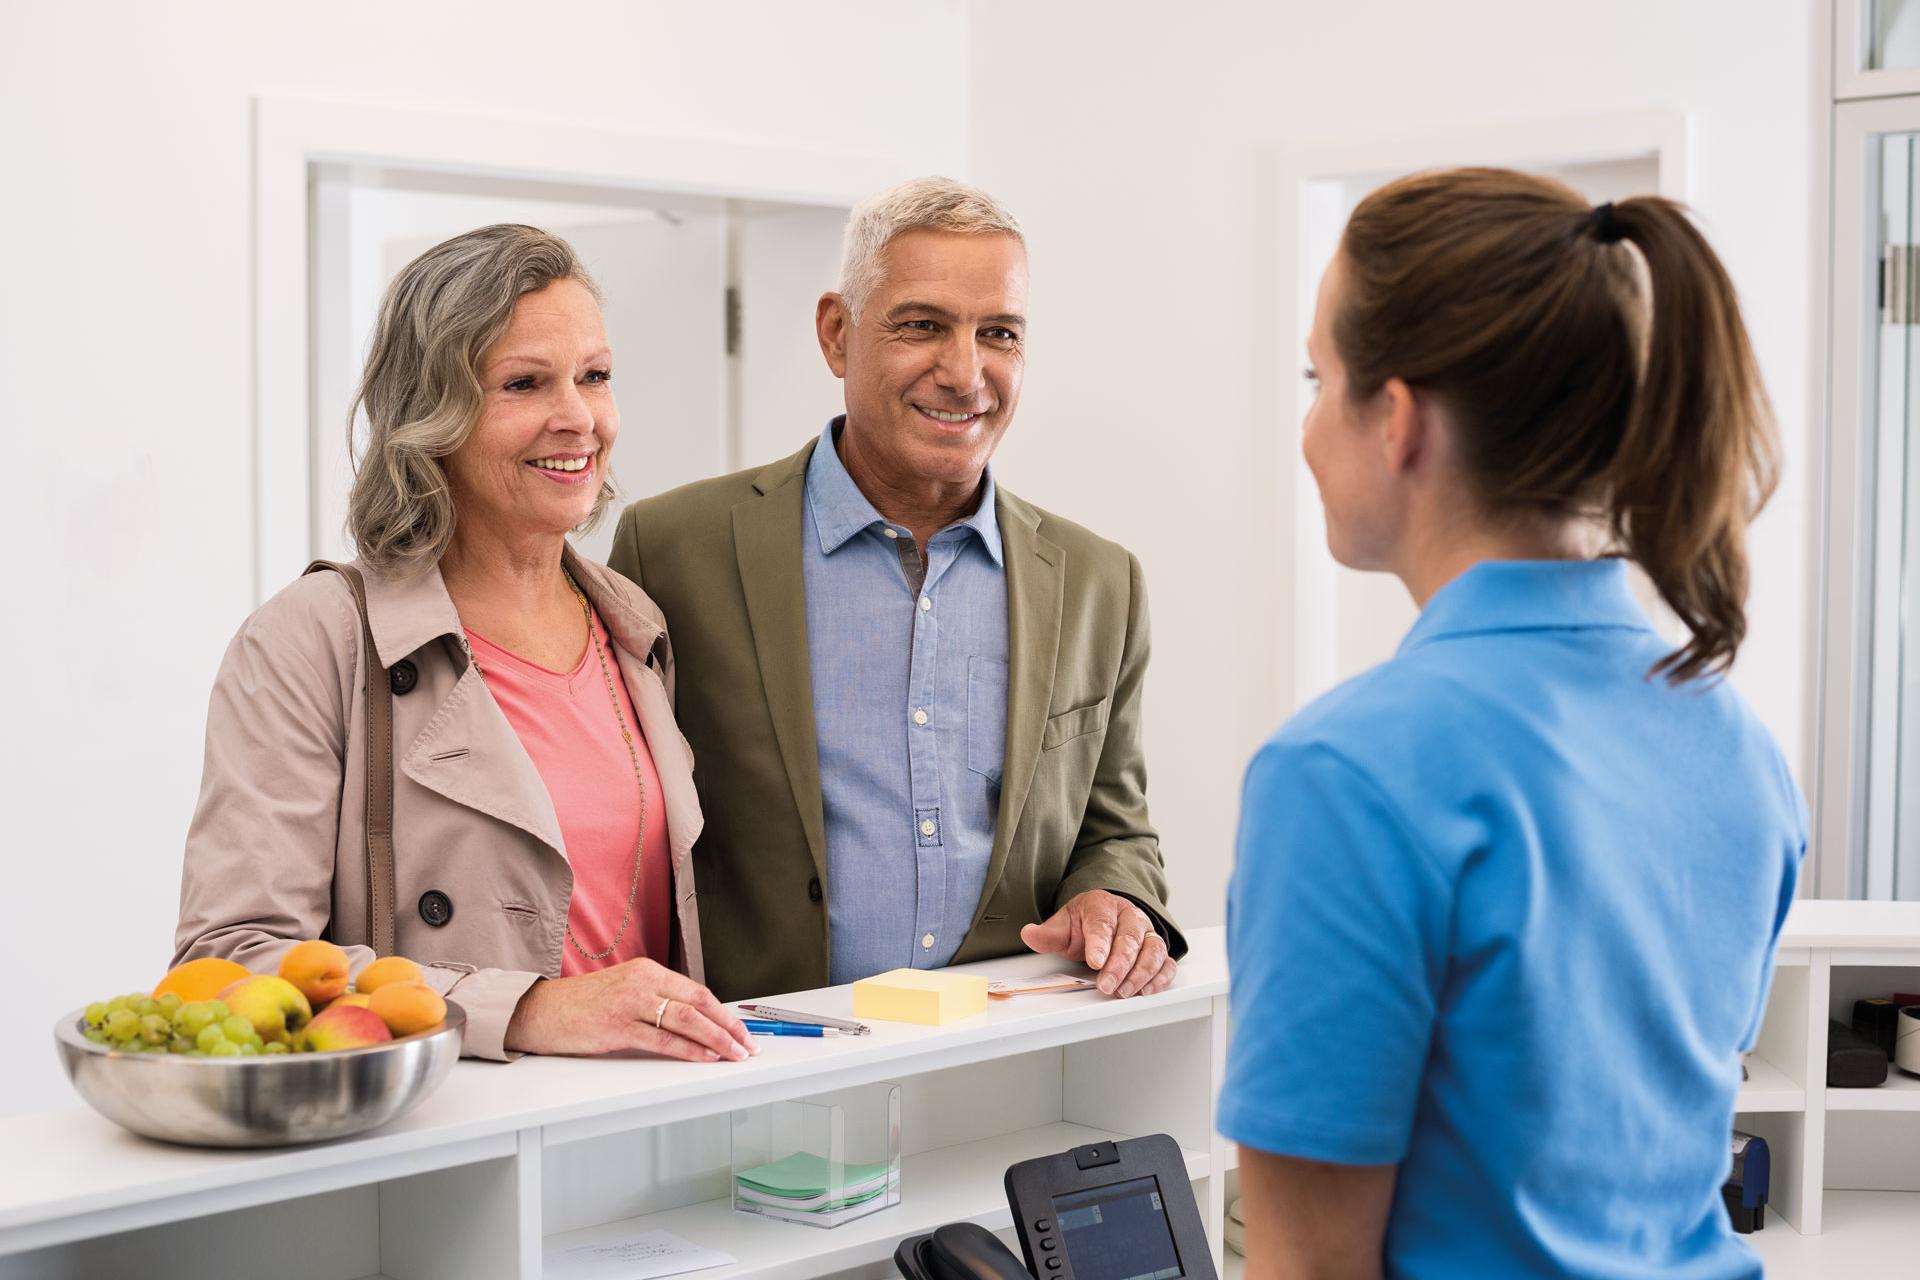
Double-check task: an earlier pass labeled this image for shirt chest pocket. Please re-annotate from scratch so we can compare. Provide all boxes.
[966,656,1008,782]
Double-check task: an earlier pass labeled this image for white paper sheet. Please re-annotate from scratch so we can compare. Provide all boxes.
[543,1228,736,1280]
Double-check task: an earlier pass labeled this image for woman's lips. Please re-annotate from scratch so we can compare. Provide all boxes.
[526,455,596,485]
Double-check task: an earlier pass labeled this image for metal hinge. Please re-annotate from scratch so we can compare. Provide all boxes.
[1884,246,1920,324]
[725,285,742,356]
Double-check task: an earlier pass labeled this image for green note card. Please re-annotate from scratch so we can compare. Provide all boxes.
[735,1151,892,1198]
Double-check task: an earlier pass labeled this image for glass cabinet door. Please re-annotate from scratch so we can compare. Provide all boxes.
[1839,2,1920,98]
[1869,0,1920,68]
[1823,98,1920,899]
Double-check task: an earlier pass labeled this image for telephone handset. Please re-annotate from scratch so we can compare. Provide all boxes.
[894,1134,1216,1280]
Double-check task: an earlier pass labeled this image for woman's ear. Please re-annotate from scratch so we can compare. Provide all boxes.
[1378,376,1430,478]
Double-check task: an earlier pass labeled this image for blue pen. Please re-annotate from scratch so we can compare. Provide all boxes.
[742,1019,833,1038]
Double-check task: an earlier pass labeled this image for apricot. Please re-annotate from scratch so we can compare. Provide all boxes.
[277,940,351,1007]
[330,992,374,1010]
[153,957,251,1004]
[354,955,424,994]
[368,982,446,1038]
[302,1004,392,1052]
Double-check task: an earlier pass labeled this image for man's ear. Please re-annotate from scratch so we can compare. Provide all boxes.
[815,293,852,379]
[1378,376,1428,478]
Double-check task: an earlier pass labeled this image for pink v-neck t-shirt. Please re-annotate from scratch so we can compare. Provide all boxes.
[466,611,672,976]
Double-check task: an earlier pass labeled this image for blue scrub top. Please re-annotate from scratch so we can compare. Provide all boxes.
[1218,560,1804,1280]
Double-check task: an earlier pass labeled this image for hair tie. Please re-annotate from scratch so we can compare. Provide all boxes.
[1588,202,1626,245]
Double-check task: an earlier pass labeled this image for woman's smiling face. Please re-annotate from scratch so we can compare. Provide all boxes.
[446,278,617,541]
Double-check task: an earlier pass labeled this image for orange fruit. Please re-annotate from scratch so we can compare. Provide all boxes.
[354,955,424,994]
[153,957,251,1003]
[368,982,447,1037]
[330,992,374,1010]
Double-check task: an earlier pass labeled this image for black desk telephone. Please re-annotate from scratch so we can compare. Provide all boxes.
[894,1134,1218,1280]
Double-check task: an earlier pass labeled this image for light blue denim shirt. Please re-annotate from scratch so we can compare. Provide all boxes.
[802,420,1008,984]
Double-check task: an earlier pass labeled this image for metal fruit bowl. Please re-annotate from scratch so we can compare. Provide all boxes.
[53,1001,465,1148]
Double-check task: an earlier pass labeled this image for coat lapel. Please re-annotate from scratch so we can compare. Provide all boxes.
[732,443,830,885]
[359,555,562,862]
[976,491,1063,917]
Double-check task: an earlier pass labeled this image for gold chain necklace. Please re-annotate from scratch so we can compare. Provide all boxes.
[457,569,650,963]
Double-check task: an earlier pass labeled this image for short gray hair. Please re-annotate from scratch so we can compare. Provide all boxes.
[837,176,1024,320]
[346,224,612,575]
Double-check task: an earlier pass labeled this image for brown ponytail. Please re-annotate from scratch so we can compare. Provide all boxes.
[1334,168,1779,682]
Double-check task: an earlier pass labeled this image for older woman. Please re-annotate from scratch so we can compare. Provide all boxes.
[174,224,753,1064]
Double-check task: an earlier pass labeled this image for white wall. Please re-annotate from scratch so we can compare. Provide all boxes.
[966,0,1817,935]
[0,0,967,1116]
[0,0,1823,1119]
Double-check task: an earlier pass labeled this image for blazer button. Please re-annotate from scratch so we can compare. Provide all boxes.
[418,889,453,927]
[390,660,419,695]
[807,877,823,904]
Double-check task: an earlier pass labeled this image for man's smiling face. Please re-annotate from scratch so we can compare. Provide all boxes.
[827,228,1028,489]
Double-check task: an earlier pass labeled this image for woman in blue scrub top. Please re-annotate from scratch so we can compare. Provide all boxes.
[1219,168,1805,1279]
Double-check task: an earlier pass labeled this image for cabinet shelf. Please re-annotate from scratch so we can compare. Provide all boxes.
[1826,1069,1920,1110]
[542,1122,1208,1280]
[1748,1190,1920,1271]
[1736,1053,1806,1112]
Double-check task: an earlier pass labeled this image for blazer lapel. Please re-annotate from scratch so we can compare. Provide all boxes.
[977,492,1063,917]
[732,443,830,885]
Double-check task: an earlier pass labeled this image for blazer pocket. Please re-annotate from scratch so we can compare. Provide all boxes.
[1042,698,1109,751]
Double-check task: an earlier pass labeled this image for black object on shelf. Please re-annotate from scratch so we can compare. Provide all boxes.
[1723,1131,1770,1234]
[1828,1019,1890,1087]
[1853,997,1901,1058]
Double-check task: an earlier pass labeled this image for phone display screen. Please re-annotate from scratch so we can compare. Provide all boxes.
[1050,1175,1184,1280]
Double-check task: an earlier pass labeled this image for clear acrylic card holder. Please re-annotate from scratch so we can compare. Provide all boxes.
[730,1081,902,1229]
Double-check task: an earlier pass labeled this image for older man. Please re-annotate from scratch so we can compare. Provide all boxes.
[608,177,1182,1002]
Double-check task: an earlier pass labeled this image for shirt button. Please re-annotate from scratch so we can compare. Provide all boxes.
[922,933,936,949]
[884,528,900,539]
[912,708,929,726]
[920,818,937,836]
[919,596,932,612]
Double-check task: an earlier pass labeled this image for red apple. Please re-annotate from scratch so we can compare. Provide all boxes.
[301,1003,393,1052]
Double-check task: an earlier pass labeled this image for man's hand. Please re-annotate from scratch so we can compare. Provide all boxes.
[1019,889,1176,997]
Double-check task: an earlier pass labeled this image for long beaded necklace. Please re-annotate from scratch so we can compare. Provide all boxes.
[457,568,649,963]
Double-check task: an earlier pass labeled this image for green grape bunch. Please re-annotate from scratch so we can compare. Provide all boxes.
[80,993,261,1056]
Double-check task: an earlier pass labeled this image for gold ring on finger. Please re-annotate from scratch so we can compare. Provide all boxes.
[654,997,672,1029]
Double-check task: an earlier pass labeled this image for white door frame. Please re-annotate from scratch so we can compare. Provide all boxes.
[253,96,903,600]
[1271,109,1693,713]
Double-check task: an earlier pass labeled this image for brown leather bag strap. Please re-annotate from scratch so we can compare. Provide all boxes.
[304,560,397,957]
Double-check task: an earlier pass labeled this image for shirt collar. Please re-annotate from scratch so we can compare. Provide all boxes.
[804,417,1003,564]
[1397,558,1653,656]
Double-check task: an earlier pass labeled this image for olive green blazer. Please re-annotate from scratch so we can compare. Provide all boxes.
[608,438,1181,1001]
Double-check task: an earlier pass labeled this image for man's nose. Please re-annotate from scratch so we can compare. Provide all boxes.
[933,333,986,396]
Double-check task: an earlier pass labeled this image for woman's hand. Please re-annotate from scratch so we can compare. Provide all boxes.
[503,959,757,1062]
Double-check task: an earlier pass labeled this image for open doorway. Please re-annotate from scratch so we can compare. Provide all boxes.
[1278,115,1689,708]
[308,165,847,565]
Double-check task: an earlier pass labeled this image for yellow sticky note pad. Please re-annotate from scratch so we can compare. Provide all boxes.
[852,969,991,1025]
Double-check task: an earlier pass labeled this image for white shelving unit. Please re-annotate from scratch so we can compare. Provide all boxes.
[1727,901,1920,1272]
[0,933,1230,1280]
[5,903,1915,1278]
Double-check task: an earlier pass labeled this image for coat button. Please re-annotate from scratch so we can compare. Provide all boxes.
[807,877,823,903]
[418,889,453,927]
[390,660,418,695]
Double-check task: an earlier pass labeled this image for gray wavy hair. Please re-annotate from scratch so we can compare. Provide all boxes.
[346,224,611,575]
[837,176,1024,321]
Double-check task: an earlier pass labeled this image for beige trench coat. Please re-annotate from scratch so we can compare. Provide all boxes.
[173,546,705,1060]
